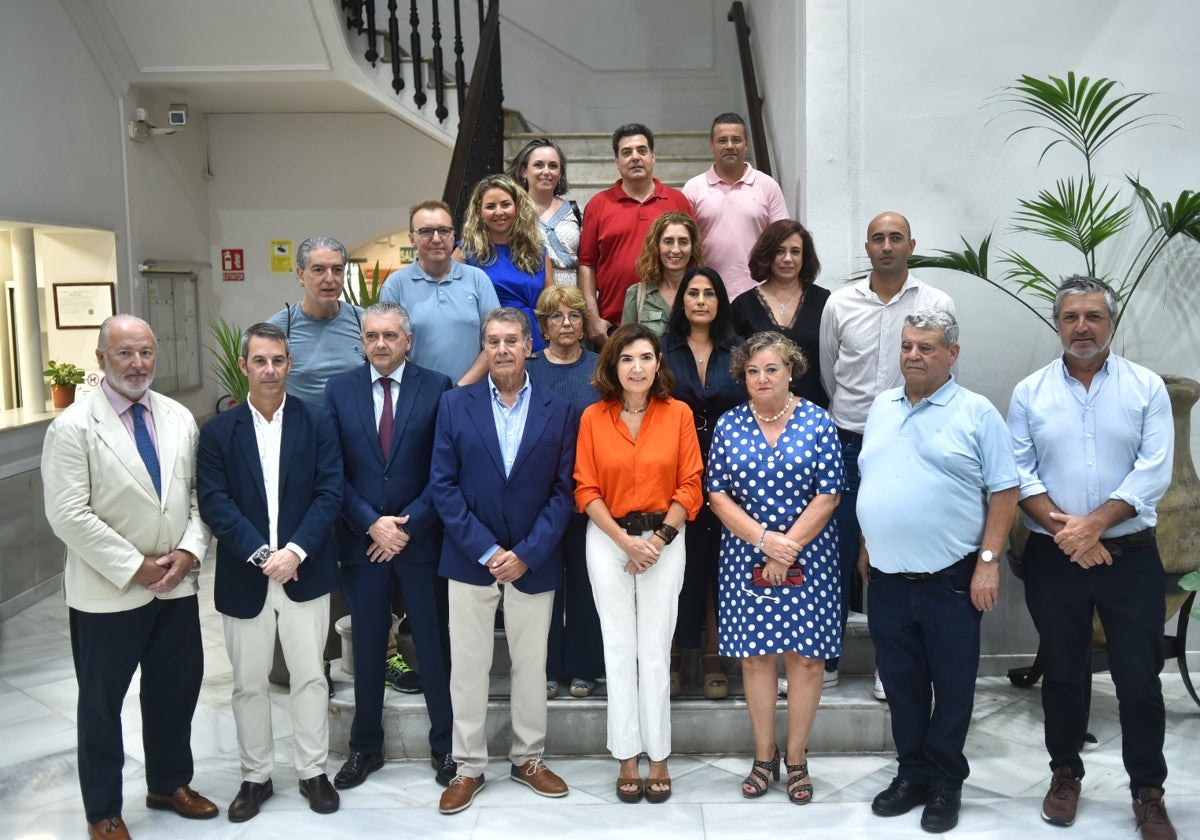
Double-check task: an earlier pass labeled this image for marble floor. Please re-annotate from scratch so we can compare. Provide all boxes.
[1,566,1197,839]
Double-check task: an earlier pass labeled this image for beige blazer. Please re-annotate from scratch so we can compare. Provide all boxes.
[42,386,211,613]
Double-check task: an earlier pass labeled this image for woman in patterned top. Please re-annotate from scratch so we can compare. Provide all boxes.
[706,332,844,804]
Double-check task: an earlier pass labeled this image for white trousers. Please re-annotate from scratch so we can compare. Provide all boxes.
[223,580,330,781]
[585,521,686,761]
[448,579,554,778]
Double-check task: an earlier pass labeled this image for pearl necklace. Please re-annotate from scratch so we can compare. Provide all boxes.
[621,401,648,415]
[751,395,793,423]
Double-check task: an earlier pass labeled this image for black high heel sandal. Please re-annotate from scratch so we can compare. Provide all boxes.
[786,759,813,804]
[742,746,781,798]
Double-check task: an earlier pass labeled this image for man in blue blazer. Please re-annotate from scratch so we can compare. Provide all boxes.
[430,308,578,815]
[323,302,456,790]
[197,322,343,822]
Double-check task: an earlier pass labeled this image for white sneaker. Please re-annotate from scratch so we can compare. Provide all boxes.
[873,671,886,701]
[822,669,839,688]
[777,676,788,697]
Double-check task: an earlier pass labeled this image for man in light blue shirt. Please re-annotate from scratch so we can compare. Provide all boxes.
[1008,276,1175,838]
[857,309,1018,833]
[380,200,499,385]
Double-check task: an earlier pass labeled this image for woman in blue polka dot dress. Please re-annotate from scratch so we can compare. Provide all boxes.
[707,331,844,805]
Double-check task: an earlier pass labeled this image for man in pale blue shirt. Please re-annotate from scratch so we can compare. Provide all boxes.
[1008,276,1176,839]
[857,309,1018,833]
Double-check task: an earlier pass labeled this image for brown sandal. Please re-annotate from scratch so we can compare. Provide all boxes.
[742,747,781,798]
[645,776,672,804]
[616,777,644,803]
[701,654,729,700]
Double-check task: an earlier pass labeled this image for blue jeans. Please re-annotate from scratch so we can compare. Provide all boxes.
[867,561,981,790]
[1022,532,1167,797]
[828,430,862,673]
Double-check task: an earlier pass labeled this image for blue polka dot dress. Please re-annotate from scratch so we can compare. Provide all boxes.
[706,399,845,659]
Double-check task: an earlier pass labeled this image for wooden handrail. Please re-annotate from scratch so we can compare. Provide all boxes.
[727,1,772,177]
[442,0,504,226]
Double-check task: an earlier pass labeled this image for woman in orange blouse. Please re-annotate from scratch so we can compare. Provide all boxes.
[574,323,703,805]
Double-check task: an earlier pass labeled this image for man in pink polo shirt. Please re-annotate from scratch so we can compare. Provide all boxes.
[683,113,789,301]
[578,123,692,343]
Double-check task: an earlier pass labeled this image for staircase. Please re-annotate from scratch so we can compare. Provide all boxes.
[327,612,892,759]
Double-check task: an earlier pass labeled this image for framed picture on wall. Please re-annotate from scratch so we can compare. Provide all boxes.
[52,282,116,329]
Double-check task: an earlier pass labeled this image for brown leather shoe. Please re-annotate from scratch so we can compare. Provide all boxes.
[1041,766,1081,826]
[1133,788,1177,840]
[88,816,130,839]
[439,774,486,814]
[510,758,568,797]
[146,785,219,819]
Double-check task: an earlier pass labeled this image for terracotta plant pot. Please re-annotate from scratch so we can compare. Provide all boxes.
[50,384,76,409]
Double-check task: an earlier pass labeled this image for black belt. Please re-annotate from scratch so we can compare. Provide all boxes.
[614,510,666,536]
[875,553,976,581]
[837,428,864,447]
[1101,527,1156,552]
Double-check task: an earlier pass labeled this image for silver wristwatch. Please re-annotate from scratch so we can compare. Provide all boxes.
[979,549,996,564]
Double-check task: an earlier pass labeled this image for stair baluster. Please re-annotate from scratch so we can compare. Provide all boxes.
[409,0,427,108]
[431,2,448,121]
[388,0,404,92]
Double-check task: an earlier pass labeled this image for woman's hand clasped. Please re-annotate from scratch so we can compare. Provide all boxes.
[760,531,801,568]
[622,533,661,575]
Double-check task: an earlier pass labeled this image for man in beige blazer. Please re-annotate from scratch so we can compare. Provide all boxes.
[42,315,217,840]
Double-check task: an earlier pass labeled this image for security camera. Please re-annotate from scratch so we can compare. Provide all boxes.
[167,104,189,127]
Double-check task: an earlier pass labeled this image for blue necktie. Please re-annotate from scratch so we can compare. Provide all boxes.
[131,403,161,497]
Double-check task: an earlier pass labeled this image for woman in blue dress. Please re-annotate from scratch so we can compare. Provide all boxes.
[707,331,844,804]
[459,173,551,350]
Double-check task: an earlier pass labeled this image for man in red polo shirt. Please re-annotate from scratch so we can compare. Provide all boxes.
[578,123,692,343]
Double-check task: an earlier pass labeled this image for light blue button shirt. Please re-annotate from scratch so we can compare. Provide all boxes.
[1007,354,1173,538]
[858,377,1018,573]
[475,373,533,566]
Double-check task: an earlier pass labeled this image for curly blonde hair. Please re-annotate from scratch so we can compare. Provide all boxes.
[460,174,545,276]
[634,212,704,287]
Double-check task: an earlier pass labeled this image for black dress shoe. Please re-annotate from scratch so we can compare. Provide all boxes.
[299,773,340,814]
[227,779,273,823]
[872,777,930,816]
[431,750,459,787]
[921,787,961,833]
[334,751,384,789]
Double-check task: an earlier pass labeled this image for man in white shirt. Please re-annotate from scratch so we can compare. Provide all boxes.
[818,212,955,695]
[197,322,343,822]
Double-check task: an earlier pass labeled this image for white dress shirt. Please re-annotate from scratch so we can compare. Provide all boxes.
[247,395,307,561]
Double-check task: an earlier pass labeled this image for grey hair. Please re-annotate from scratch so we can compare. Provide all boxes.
[904,308,959,348]
[363,301,411,334]
[296,235,347,269]
[1052,275,1118,324]
[97,315,156,351]
[730,331,808,384]
[240,322,289,360]
[480,307,531,345]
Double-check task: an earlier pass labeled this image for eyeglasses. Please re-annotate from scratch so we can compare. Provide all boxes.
[306,264,346,278]
[414,226,454,240]
[547,311,584,325]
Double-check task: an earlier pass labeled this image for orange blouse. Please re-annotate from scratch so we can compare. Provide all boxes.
[574,396,704,520]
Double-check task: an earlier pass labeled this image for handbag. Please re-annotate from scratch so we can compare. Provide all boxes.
[751,562,804,588]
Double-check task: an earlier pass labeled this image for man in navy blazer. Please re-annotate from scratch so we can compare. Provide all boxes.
[197,322,343,822]
[323,302,456,790]
[430,308,578,815]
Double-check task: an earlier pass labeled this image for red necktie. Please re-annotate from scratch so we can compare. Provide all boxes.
[379,376,393,456]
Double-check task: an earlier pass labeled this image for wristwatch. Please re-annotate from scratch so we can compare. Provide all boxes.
[979,549,996,564]
[249,546,273,567]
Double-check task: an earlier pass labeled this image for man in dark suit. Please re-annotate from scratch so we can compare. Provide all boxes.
[323,302,456,789]
[430,308,578,815]
[197,322,343,822]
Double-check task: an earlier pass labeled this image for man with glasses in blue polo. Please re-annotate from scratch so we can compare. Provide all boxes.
[381,201,500,386]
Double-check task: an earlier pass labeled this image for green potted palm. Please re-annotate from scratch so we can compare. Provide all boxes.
[206,317,248,409]
[913,71,1200,621]
[44,359,85,409]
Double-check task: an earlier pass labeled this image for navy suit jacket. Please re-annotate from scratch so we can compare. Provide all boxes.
[197,397,343,619]
[430,378,578,594]
[324,361,451,565]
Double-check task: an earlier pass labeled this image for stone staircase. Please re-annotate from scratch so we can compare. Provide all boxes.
[504,131,716,206]
[327,612,893,759]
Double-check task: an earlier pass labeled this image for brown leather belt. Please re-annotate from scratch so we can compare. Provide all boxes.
[614,510,666,536]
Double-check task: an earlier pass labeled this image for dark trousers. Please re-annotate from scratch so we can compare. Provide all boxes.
[829,430,863,672]
[1022,532,1167,796]
[69,596,203,824]
[868,561,981,790]
[547,512,605,681]
[341,557,453,755]
[673,502,720,649]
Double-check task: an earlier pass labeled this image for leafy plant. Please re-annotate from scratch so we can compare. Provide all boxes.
[913,72,1200,331]
[343,260,388,308]
[205,317,248,403]
[43,359,85,387]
